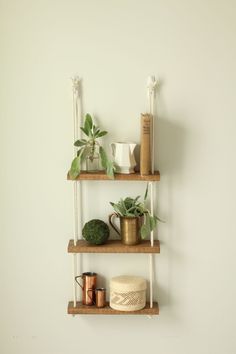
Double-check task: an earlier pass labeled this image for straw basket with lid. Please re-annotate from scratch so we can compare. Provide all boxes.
[110,275,146,311]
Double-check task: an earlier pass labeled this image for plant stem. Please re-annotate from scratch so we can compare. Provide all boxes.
[89,140,96,162]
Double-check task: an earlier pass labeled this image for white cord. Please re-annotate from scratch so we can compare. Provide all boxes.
[73,254,77,307]
[71,76,81,306]
[71,76,81,245]
[147,76,157,309]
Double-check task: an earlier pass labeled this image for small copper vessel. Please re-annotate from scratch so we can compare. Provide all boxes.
[109,214,143,245]
[75,272,97,306]
[95,288,106,308]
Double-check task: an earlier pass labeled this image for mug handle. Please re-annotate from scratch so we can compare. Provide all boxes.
[109,213,120,236]
[75,275,83,289]
[87,288,96,305]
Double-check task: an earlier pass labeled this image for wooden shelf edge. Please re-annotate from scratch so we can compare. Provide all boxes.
[68,301,159,315]
[67,170,160,181]
[68,239,160,254]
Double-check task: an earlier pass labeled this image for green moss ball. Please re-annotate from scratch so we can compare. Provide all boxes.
[82,219,110,245]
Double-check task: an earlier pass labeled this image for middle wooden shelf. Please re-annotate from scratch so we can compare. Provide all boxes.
[68,239,160,254]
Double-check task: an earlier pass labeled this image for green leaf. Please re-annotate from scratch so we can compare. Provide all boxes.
[141,224,149,239]
[124,197,135,209]
[144,213,151,236]
[126,206,138,214]
[99,146,114,178]
[80,146,91,162]
[94,129,100,136]
[113,204,124,216]
[74,139,87,147]
[99,146,107,169]
[144,183,149,201]
[120,199,127,213]
[85,114,93,130]
[96,131,107,138]
[134,195,141,203]
[80,126,90,137]
[69,156,81,179]
[77,147,85,157]
[136,205,145,215]
[149,215,157,231]
[99,146,108,170]
[110,201,123,216]
[106,160,115,179]
[83,114,93,137]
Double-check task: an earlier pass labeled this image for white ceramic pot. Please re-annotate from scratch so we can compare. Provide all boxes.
[111,142,137,174]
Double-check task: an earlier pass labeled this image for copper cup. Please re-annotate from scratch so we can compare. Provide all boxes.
[75,272,97,306]
[95,288,106,308]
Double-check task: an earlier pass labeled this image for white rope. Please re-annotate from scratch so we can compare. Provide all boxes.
[150,182,154,247]
[149,253,153,308]
[73,182,79,244]
[147,76,157,309]
[71,76,81,306]
[149,181,155,309]
[71,76,81,245]
[72,76,80,151]
[72,254,77,307]
[147,76,157,174]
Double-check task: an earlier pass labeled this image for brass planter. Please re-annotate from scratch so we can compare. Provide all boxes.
[109,214,143,245]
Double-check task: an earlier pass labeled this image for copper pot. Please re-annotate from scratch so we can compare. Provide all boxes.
[75,272,97,305]
[109,214,143,245]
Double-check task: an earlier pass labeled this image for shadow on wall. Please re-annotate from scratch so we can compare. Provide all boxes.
[155,116,188,311]
[156,117,187,175]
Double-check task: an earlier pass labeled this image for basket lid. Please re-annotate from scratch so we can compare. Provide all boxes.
[110,275,146,292]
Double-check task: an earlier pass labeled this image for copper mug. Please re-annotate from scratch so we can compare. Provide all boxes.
[109,214,143,245]
[83,287,106,308]
[75,272,97,306]
[95,288,106,308]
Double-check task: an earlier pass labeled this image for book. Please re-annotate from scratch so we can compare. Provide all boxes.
[140,113,153,175]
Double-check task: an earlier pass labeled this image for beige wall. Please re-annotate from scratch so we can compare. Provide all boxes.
[1,0,236,353]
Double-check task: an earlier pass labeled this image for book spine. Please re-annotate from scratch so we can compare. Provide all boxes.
[140,113,152,175]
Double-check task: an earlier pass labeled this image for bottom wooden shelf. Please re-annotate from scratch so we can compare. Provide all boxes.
[68,301,159,315]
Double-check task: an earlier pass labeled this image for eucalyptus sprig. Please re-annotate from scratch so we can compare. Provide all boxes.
[69,114,116,179]
[110,184,162,239]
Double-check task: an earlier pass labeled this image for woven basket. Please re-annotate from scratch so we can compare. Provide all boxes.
[110,275,146,311]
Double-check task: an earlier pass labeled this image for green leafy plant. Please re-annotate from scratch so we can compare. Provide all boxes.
[69,114,116,179]
[110,184,162,239]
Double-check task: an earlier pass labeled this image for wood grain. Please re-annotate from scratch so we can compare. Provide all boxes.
[67,170,160,181]
[68,301,159,315]
[68,239,160,254]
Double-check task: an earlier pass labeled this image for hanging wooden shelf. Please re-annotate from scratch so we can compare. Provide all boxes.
[68,239,160,254]
[68,301,159,315]
[67,170,160,181]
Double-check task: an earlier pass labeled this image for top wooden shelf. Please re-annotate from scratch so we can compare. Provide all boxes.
[67,171,160,181]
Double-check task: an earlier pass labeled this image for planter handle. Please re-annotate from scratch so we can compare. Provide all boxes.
[109,213,120,236]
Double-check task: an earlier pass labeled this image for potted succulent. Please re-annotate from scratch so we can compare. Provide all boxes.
[69,114,116,179]
[109,186,162,245]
